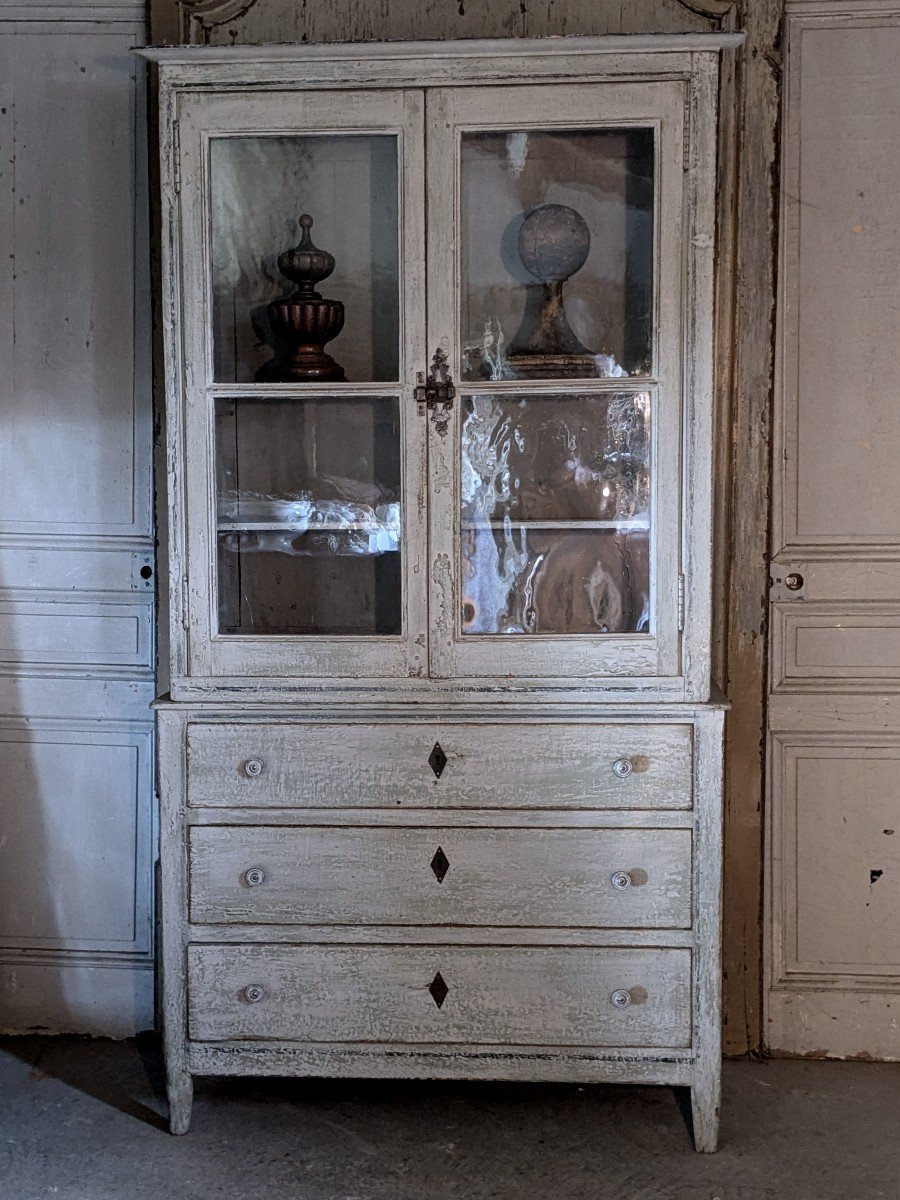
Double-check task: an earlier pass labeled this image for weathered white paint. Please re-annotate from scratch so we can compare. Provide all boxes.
[185,720,694,810]
[767,0,900,1061]
[187,944,692,1047]
[189,826,693,928]
[424,81,685,685]
[150,36,733,1149]
[0,0,154,1036]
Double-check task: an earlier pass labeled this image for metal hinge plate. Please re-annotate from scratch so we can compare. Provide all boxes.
[677,574,686,631]
[172,121,181,195]
[181,575,190,630]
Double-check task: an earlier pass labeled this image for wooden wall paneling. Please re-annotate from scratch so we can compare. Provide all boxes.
[0,2,154,1035]
[151,0,718,49]
[716,0,783,1057]
[766,0,900,1060]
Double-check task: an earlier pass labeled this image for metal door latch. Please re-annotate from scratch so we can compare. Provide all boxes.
[415,348,455,437]
[770,565,806,600]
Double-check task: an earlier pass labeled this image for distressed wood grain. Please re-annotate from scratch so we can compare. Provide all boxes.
[185,720,694,810]
[188,943,692,1047]
[189,825,693,928]
[152,0,716,49]
[716,0,782,1058]
[149,35,731,1147]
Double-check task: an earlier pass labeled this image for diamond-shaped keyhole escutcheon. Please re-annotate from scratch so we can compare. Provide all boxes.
[429,971,449,1009]
[428,742,448,779]
[430,846,450,884]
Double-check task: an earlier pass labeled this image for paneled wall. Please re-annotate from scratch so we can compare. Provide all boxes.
[766,0,900,1059]
[0,0,154,1036]
[148,0,782,1057]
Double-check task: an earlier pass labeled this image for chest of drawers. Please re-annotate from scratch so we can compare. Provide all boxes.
[157,705,725,1149]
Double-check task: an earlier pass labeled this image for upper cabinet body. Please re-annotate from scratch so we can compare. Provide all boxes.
[147,36,737,703]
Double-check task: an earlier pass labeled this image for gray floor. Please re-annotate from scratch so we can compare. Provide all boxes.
[1,1037,897,1200]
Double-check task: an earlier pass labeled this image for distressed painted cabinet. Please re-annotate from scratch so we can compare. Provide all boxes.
[144,34,738,1150]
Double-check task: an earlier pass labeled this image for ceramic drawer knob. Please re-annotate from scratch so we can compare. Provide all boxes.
[610,871,633,890]
[243,985,265,1004]
[612,757,634,779]
[243,758,265,778]
[244,868,265,887]
[610,989,632,1009]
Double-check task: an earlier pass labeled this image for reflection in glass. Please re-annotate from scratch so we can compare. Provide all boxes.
[210,135,399,384]
[216,396,401,635]
[460,392,651,635]
[460,128,654,382]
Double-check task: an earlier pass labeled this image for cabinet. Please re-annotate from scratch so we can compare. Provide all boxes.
[144,33,740,1150]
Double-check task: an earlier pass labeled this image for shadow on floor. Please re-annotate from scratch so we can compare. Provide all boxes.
[3,1031,170,1132]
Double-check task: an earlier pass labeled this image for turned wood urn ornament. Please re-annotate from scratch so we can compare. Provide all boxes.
[507,203,597,379]
[256,213,346,382]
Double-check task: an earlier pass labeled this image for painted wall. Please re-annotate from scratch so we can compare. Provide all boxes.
[0,0,155,1036]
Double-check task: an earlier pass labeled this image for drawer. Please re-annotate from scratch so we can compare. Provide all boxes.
[189,826,692,929]
[187,944,692,1048]
[186,722,693,810]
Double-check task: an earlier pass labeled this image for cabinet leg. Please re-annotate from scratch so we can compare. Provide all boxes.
[167,1069,193,1135]
[690,1083,720,1153]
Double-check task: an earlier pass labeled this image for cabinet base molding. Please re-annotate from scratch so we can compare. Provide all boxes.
[187,1042,697,1084]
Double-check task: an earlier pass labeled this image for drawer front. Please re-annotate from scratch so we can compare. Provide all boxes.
[188,944,691,1047]
[189,826,692,929]
[186,722,693,810]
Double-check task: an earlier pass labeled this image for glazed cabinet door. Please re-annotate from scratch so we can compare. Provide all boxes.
[425,82,688,686]
[170,89,427,687]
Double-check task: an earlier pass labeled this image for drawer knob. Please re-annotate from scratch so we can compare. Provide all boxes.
[243,984,265,1004]
[243,758,265,778]
[611,871,633,890]
[610,989,632,1009]
[244,868,265,887]
[612,757,633,779]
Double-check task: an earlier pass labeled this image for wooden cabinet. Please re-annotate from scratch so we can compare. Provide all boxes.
[145,33,739,1150]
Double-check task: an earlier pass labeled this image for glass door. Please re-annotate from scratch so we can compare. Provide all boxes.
[426,82,686,682]
[177,89,426,682]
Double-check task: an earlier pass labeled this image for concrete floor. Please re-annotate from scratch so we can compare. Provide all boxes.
[1,1037,897,1200]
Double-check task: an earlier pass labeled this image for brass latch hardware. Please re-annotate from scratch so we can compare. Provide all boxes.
[415,348,456,437]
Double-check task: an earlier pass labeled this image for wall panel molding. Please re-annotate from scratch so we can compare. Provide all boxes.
[0,2,154,1035]
[766,0,900,1061]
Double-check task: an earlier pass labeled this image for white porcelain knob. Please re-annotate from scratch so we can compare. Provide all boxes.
[611,871,632,890]
[244,868,265,887]
[610,989,632,1009]
[243,985,265,1004]
[243,758,264,778]
[612,757,633,779]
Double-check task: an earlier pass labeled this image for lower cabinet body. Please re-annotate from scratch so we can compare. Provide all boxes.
[157,705,725,1151]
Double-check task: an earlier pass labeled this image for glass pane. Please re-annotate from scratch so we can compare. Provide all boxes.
[460,392,651,635]
[210,136,399,384]
[460,129,654,382]
[216,396,401,636]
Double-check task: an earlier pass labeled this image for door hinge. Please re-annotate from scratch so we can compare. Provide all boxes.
[677,574,686,632]
[683,82,693,171]
[172,120,181,195]
[180,575,190,630]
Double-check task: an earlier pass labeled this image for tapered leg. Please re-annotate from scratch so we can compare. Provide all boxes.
[167,1067,193,1135]
[690,1082,720,1153]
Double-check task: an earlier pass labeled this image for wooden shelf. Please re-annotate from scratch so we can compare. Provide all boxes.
[460,518,649,532]
[218,521,397,533]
